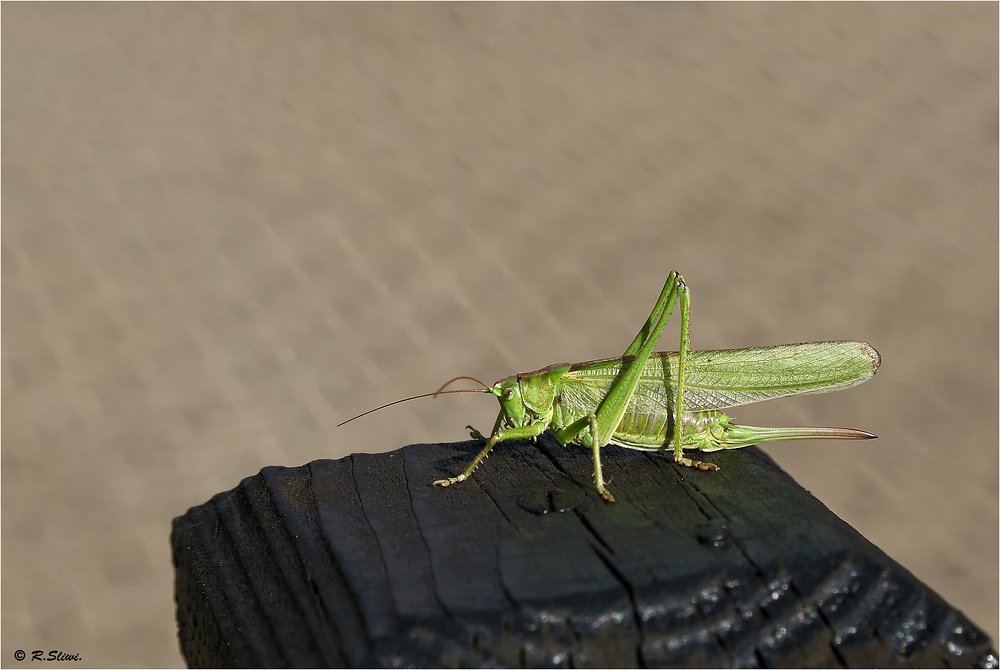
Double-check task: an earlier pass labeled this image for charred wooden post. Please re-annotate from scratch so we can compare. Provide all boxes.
[172,437,997,668]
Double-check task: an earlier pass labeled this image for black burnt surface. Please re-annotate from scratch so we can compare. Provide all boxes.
[172,438,997,668]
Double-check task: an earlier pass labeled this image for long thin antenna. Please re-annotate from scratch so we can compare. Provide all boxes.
[434,375,492,394]
[337,388,489,427]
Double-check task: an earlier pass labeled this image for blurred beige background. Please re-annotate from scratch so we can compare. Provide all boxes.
[3,3,997,667]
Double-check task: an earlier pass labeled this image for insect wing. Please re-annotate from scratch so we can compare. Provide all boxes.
[681,341,880,410]
[562,341,880,413]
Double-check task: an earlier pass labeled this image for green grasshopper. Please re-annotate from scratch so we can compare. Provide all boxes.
[340,272,880,502]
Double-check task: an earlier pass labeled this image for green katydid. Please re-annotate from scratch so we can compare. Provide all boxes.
[339,272,880,502]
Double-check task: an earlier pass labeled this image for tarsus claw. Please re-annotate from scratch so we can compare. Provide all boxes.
[676,457,720,471]
[433,474,466,488]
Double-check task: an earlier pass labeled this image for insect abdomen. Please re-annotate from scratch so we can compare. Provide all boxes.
[611,410,733,452]
[611,409,672,448]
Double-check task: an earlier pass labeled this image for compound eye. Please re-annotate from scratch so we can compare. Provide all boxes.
[503,387,515,400]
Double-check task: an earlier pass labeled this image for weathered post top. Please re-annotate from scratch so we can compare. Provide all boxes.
[172,438,997,668]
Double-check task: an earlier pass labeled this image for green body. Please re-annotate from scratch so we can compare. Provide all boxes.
[502,342,880,454]
[426,272,880,502]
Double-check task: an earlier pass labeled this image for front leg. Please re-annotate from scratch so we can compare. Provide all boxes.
[467,409,504,444]
[434,421,547,488]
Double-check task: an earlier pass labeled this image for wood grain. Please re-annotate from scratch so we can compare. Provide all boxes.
[173,438,997,668]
